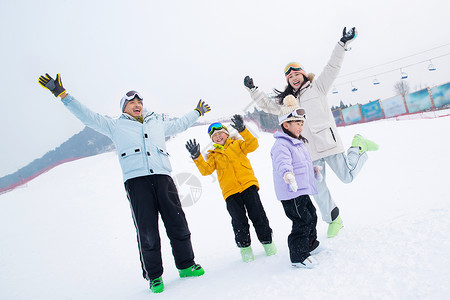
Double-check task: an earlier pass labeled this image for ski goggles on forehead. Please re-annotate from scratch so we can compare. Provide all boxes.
[284,62,305,76]
[208,122,226,136]
[122,90,143,102]
[279,108,307,123]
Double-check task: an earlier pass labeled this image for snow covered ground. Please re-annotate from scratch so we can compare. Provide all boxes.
[1,116,449,299]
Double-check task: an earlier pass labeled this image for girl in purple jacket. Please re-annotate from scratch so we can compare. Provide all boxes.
[270,95,321,269]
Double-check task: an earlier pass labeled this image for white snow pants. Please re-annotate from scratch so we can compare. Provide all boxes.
[312,147,368,223]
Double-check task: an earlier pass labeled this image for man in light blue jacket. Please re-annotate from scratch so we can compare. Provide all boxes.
[38,73,211,293]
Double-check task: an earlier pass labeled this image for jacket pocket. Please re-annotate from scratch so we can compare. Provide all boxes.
[240,161,252,170]
[292,162,311,191]
[157,147,172,172]
[119,146,144,174]
[309,124,337,153]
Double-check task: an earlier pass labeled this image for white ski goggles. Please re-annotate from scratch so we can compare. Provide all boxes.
[278,108,307,123]
[121,90,143,102]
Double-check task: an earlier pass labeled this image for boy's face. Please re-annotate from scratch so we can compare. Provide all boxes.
[124,99,143,118]
[211,131,229,145]
[283,120,304,138]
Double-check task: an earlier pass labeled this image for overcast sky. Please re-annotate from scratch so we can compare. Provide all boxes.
[1,0,449,176]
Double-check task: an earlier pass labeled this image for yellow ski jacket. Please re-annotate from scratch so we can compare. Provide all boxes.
[193,128,259,200]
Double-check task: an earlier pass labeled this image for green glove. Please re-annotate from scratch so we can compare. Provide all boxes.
[38,73,66,97]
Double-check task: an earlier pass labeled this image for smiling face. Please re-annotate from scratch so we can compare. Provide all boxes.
[123,99,143,118]
[287,71,305,91]
[211,131,229,146]
[282,120,304,138]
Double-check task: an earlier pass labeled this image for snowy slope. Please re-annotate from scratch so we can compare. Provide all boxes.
[1,117,450,300]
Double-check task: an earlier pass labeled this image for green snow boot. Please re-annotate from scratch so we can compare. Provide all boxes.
[240,246,255,262]
[149,277,164,293]
[178,264,205,278]
[262,242,277,256]
[352,134,379,154]
[327,215,344,238]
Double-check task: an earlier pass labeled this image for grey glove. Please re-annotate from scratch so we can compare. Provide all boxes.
[231,114,246,132]
[185,139,200,159]
[244,76,256,89]
[339,27,357,50]
[194,99,211,116]
[38,73,66,97]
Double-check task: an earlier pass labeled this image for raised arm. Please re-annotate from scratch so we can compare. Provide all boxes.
[314,27,357,95]
[38,73,115,138]
[243,76,281,114]
[230,114,258,154]
[164,99,211,137]
[186,139,216,176]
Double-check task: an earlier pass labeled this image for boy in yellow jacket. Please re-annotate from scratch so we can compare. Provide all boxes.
[185,115,276,262]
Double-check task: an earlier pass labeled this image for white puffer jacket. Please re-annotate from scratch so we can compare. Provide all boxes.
[246,42,346,161]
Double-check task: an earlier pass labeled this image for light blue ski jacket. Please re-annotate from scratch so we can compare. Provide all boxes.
[61,94,199,182]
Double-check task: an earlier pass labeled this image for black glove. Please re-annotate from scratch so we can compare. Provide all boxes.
[186,139,200,159]
[340,27,357,49]
[244,76,256,89]
[194,99,211,116]
[38,73,66,97]
[230,114,245,132]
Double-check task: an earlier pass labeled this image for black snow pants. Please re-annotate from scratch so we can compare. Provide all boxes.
[225,185,273,248]
[125,175,195,281]
[281,195,319,263]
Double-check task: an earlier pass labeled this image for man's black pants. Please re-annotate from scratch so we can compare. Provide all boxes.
[125,175,195,280]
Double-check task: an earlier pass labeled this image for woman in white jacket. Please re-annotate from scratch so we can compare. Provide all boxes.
[243,27,378,238]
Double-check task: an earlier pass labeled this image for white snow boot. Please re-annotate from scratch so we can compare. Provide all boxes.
[292,256,319,269]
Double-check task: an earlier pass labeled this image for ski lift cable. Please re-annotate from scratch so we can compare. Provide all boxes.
[333,52,450,87]
[337,42,450,79]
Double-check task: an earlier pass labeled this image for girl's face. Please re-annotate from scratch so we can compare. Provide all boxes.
[212,131,229,145]
[287,71,305,91]
[283,120,304,138]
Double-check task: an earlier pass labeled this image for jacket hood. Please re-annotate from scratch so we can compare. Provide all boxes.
[273,131,303,145]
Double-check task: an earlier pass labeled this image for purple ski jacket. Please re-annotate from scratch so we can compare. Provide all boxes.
[271,131,318,201]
